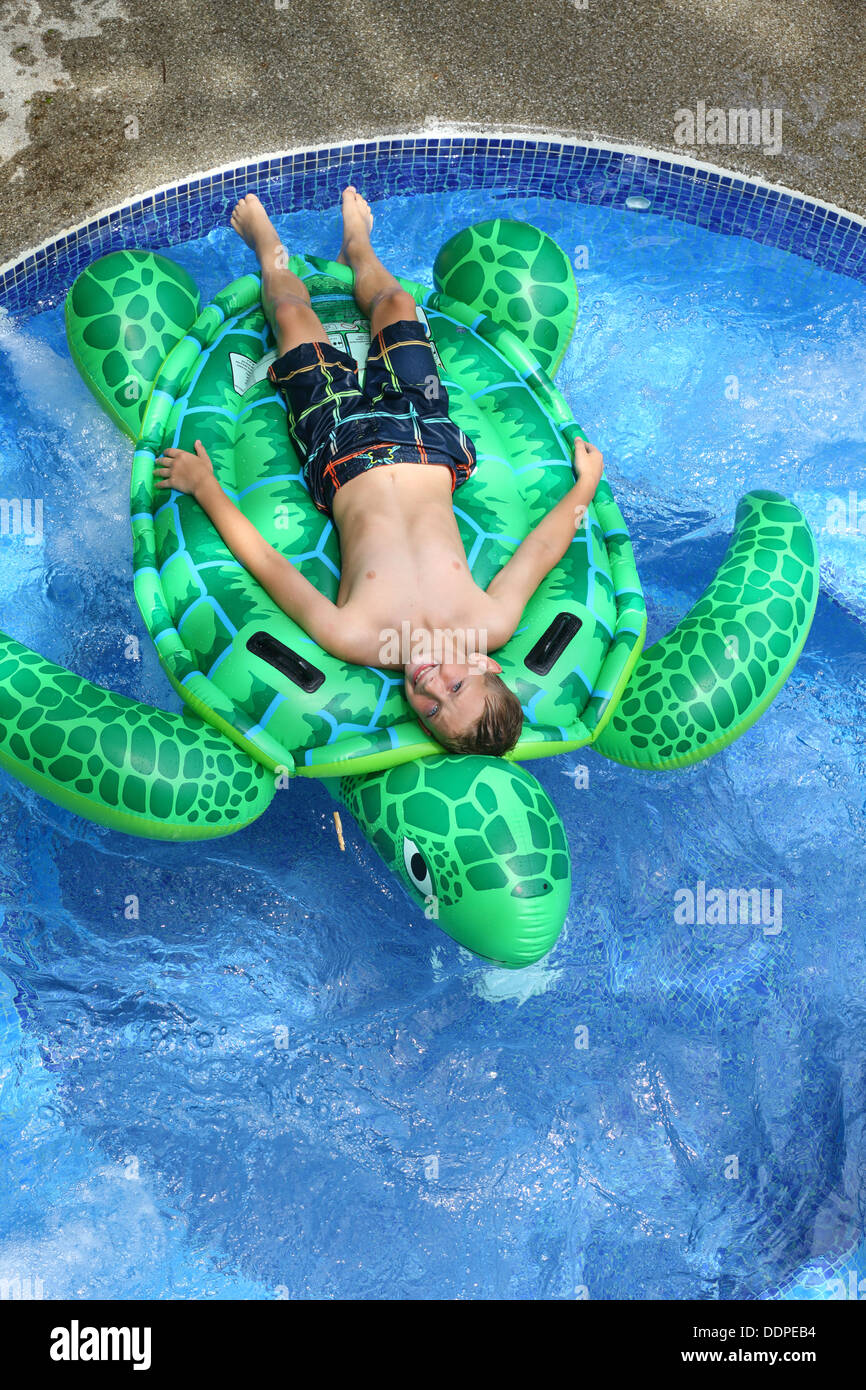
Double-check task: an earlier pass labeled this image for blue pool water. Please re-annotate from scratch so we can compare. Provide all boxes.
[1,184,865,1300]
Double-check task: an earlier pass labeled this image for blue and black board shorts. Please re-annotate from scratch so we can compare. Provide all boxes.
[266,318,478,515]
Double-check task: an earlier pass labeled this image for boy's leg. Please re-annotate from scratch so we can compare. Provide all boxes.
[231,193,332,353]
[336,186,418,338]
[232,194,372,516]
[335,187,476,484]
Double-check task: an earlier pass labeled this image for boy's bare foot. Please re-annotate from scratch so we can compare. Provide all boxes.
[230,193,287,269]
[336,186,374,265]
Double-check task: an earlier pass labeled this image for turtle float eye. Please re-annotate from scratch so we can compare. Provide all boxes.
[402,837,433,896]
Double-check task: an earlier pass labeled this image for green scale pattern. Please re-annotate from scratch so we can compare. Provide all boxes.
[336,753,572,965]
[0,633,275,838]
[66,247,201,439]
[595,491,819,767]
[432,217,579,376]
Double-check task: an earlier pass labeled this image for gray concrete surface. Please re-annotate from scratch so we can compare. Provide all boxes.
[1,0,865,265]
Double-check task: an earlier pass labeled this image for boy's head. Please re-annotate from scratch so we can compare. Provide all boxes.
[404,657,523,756]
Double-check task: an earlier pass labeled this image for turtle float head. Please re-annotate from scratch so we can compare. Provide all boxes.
[337,755,571,967]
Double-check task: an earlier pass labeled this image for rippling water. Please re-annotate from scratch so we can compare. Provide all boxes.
[1,188,864,1299]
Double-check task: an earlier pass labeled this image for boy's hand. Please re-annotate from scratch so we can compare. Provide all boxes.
[154,440,215,498]
[573,437,604,493]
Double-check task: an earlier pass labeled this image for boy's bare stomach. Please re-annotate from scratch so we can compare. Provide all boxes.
[331,462,481,634]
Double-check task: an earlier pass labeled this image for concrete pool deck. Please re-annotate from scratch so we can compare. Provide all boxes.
[1,0,864,265]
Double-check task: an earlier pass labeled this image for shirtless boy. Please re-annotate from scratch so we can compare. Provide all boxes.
[154,188,604,755]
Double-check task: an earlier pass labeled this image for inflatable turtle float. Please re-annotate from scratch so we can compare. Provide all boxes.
[0,217,818,966]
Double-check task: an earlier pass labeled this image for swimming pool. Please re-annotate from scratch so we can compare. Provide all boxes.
[1,137,865,1300]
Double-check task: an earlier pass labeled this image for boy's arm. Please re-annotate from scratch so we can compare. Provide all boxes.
[484,438,604,646]
[154,441,365,661]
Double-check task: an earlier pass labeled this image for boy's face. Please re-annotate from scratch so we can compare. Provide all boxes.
[404,656,502,743]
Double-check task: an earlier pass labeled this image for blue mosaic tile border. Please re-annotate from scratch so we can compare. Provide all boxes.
[2,135,865,317]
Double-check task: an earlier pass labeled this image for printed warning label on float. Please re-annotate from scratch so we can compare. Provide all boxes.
[229,351,265,396]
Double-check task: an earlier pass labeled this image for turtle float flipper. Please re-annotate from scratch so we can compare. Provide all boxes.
[65,250,201,440]
[593,492,819,770]
[433,219,578,375]
[0,629,275,839]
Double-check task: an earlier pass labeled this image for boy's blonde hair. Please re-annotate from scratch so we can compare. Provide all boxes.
[437,673,523,756]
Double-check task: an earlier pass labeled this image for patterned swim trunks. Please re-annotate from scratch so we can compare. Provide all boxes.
[266,317,477,515]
